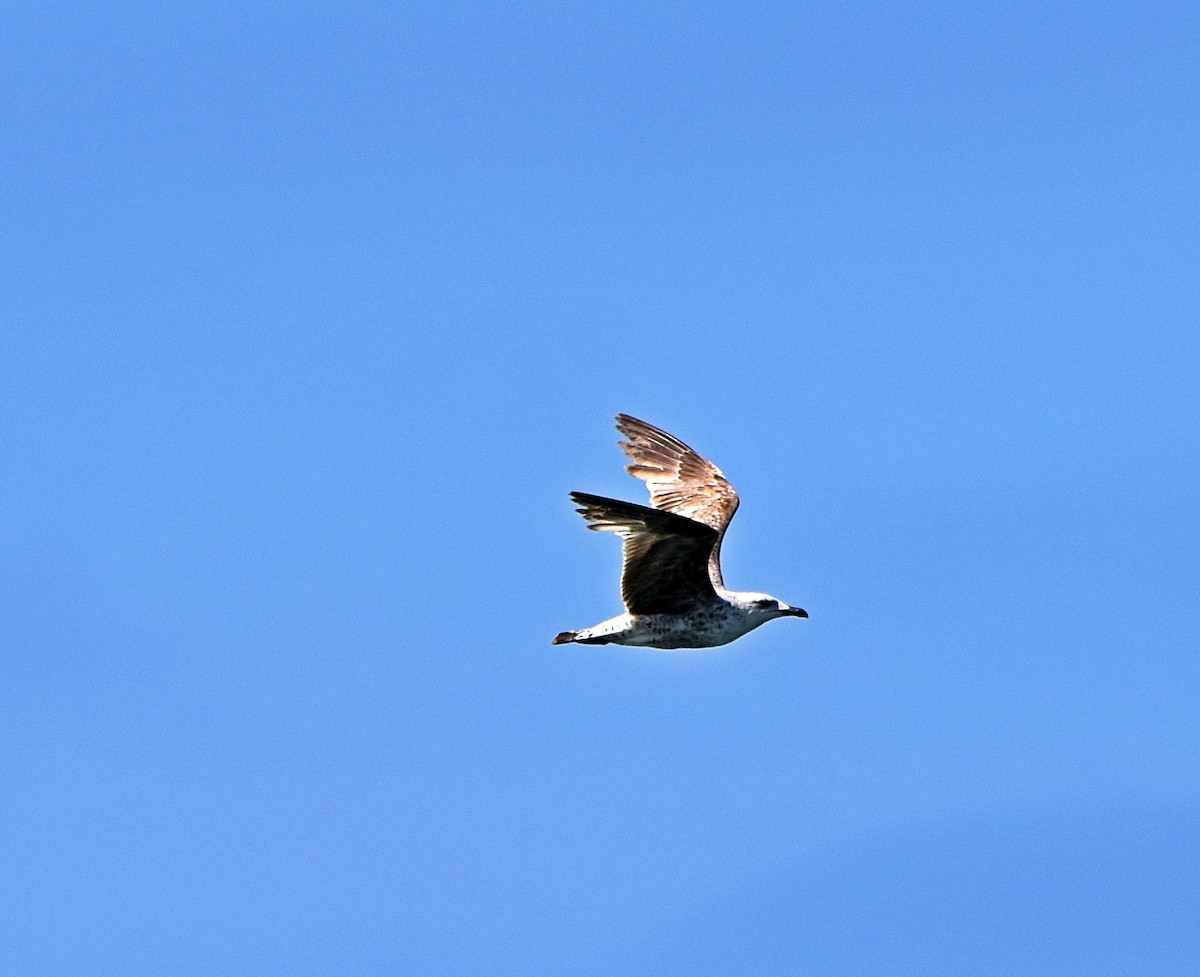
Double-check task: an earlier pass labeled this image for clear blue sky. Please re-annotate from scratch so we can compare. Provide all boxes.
[3,3,1198,974]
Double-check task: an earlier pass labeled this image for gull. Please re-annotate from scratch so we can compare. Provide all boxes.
[553,414,808,649]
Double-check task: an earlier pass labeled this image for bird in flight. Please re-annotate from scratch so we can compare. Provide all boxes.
[553,414,807,649]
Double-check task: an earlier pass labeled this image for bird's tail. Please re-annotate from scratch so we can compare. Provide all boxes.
[551,630,611,645]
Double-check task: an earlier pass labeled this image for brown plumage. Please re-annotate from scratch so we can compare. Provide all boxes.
[615,413,741,588]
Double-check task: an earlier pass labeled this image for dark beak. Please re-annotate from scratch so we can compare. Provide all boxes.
[784,606,809,618]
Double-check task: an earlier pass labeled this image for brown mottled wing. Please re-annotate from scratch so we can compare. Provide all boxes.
[614,414,739,588]
[570,492,719,615]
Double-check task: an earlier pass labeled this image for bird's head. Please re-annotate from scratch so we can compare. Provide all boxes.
[735,591,809,621]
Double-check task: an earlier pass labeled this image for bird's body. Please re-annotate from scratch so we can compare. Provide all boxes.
[553,595,798,650]
[553,415,807,650]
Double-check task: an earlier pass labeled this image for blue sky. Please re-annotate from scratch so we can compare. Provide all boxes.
[3,2,1198,973]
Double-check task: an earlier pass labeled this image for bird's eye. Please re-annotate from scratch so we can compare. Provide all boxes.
[753,599,774,609]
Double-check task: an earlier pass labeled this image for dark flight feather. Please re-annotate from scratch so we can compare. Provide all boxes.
[570,491,719,615]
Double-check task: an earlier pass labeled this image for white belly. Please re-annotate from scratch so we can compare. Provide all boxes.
[619,607,760,649]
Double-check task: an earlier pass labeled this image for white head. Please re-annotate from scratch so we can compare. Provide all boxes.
[731,591,809,622]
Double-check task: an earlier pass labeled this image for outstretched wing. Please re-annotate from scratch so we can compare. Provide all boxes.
[570,491,719,615]
[614,414,739,588]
